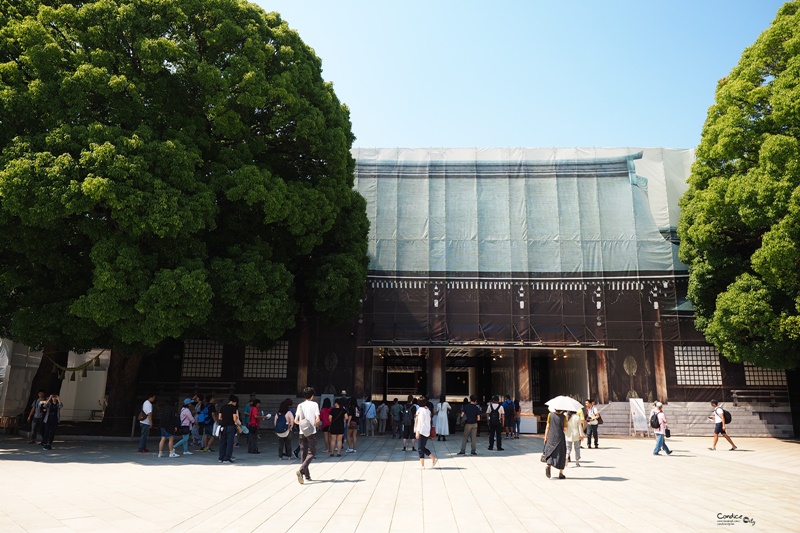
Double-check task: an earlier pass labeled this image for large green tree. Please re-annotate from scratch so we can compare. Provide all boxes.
[0,0,369,416]
[679,1,800,369]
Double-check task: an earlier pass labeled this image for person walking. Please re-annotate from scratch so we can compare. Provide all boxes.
[653,402,673,456]
[275,399,294,460]
[295,387,320,484]
[363,397,377,437]
[486,395,505,451]
[565,410,585,466]
[40,394,62,450]
[27,390,46,444]
[414,398,438,469]
[138,393,155,453]
[390,398,403,439]
[584,399,600,448]
[158,398,181,458]
[329,398,346,456]
[513,398,522,439]
[246,398,266,454]
[543,409,567,479]
[708,399,737,451]
[457,395,481,455]
[435,395,451,441]
[377,401,389,436]
[217,395,241,463]
[319,398,332,453]
[174,398,195,456]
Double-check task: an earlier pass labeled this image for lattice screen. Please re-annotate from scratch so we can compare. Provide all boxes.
[674,345,722,386]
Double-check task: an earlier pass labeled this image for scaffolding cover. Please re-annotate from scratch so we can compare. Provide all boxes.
[353,148,694,276]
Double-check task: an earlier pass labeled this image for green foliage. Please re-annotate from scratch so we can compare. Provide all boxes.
[0,0,368,352]
[678,1,800,369]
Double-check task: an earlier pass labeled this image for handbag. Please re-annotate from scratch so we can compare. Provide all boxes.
[429,426,436,439]
[179,425,190,435]
[213,421,221,437]
[296,404,316,436]
[596,413,604,425]
[137,411,147,421]
[665,428,671,438]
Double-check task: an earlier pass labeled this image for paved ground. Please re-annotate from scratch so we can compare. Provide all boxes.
[0,430,797,533]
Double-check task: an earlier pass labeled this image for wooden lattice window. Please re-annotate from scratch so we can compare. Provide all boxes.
[243,342,289,379]
[182,340,224,378]
[674,345,722,386]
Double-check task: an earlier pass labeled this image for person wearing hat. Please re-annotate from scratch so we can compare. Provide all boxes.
[708,400,737,451]
[652,402,672,456]
[175,398,196,456]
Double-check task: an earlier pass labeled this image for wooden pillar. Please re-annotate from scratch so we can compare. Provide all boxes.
[653,311,668,403]
[514,349,531,403]
[595,350,609,404]
[354,348,365,398]
[296,319,310,394]
[427,348,445,400]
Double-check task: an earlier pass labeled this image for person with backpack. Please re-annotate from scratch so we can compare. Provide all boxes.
[502,394,516,439]
[199,395,217,453]
[708,399,737,451]
[401,395,417,452]
[652,402,672,456]
[486,395,505,451]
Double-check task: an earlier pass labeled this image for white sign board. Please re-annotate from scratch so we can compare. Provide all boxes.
[629,398,649,432]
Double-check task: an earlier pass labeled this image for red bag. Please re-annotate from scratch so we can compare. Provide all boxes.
[429,426,436,439]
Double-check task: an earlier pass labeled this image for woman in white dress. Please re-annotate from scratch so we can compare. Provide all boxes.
[435,395,451,441]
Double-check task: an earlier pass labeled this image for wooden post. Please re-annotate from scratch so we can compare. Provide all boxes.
[427,348,445,400]
[514,349,531,402]
[653,310,668,403]
[296,319,310,393]
[596,350,609,404]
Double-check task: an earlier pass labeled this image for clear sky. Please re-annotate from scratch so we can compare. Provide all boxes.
[257,1,787,150]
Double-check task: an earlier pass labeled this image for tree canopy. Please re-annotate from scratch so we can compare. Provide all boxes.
[0,0,369,354]
[678,1,800,369]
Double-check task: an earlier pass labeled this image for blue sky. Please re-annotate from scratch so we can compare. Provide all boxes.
[257,1,787,150]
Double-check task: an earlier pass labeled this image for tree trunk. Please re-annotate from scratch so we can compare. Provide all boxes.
[103,351,145,432]
[25,344,68,414]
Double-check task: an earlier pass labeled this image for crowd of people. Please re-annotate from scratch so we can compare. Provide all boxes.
[26,389,738,479]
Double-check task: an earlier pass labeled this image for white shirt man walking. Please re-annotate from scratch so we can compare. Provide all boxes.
[295,387,320,484]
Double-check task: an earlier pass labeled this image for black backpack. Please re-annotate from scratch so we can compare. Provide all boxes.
[502,401,515,423]
[717,407,732,424]
[488,405,502,427]
[650,412,660,429]
[403,404,415,426]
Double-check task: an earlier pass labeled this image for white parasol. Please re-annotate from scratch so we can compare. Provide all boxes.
[545,395,583,412]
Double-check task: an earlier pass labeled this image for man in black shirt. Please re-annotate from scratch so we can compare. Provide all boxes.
[458,395,482,456]
[218,395,241,463]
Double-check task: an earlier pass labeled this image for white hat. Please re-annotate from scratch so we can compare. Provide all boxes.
[655,401,663,408]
